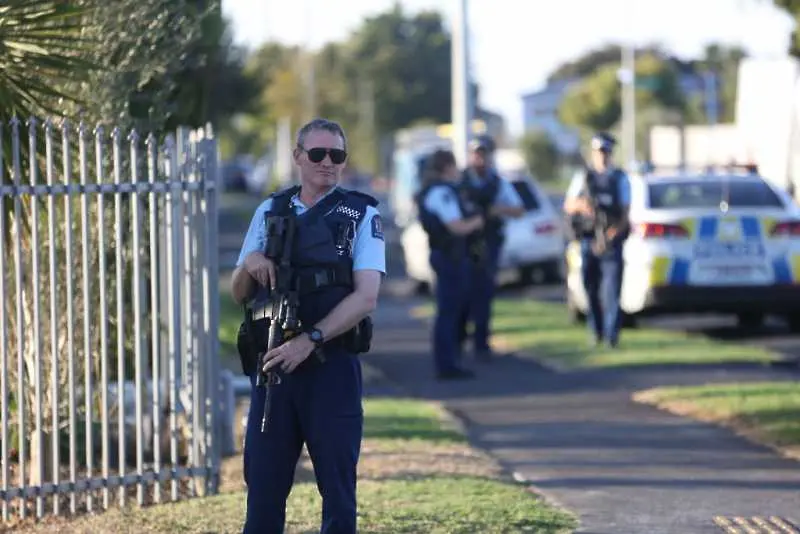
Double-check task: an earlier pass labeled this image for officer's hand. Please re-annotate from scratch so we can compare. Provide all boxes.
[577,198,594,217]
[263,334,315,374]
[243,252,276,290]
[606,227,618,240]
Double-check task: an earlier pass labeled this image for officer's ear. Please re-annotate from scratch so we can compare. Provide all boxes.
[292,147,303,165]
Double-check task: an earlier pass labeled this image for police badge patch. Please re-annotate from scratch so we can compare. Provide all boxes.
[371,215,384,241]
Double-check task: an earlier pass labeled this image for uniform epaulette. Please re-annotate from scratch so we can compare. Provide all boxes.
[345,189,379,207]
[269,184,301,199]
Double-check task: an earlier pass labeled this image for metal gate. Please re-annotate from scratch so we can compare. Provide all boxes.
[0,117,221,521]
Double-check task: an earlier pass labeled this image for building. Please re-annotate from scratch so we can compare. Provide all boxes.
[521,78,582,155]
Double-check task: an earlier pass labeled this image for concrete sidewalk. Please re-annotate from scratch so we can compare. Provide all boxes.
[368,294,800,534]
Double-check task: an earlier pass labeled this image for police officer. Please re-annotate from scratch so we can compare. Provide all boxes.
[231,118,386,533]
[458,134,525,361]
[563,132,631,348]
[417,149,484,380]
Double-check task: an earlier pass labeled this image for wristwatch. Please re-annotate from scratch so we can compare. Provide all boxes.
[306,327,324,348]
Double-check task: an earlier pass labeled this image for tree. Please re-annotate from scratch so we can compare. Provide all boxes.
[519,130,560,181]
[546,43,667,84]
[684,44,747,123]
[558,52,686,145]
[345,5,452,133]
[774,0,800,57]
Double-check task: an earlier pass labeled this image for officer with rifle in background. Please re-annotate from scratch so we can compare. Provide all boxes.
[563,132,631,348]
[231,118,385,534]
[457,134,525,362]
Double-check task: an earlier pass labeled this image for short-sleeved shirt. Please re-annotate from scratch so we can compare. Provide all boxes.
[422,184,463,223]
[236,187,386,274]
[565,168,631,206]
[463,168,524,209]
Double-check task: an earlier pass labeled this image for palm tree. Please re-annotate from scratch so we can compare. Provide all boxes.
[0,1,95,120]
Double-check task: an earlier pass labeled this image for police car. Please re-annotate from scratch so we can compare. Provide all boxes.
[565,167,800,330]
[402,174,565,289]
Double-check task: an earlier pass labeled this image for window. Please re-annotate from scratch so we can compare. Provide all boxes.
[648,179,784,209]
[511,180,541,211]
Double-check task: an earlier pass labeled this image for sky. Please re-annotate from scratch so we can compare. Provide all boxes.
[222,0,795,135]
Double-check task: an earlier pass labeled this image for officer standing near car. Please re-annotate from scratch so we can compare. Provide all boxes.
[563,132,631,348]
[231,118,386,534]
[457,134,525,361]
[417,149,484,380]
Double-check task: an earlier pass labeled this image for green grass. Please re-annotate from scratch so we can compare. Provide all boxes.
[412,298,778,370]
[218,289,241,358]
[17,398,577,534]
[634,382,800,456]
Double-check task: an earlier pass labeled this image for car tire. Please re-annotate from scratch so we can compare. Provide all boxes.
[785,314,800,333]
[621,312,639,329]
[566,291,586,324]
[736,312,764,330]
[518,266,545,286]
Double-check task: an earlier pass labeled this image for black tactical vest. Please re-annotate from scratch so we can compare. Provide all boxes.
[579,168,624,238]
[460,168,503,243]
[415,181,469,256]
[267,185,376,329]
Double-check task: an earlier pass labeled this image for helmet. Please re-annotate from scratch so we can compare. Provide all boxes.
[590,132,616,153]
[468,134,496,153]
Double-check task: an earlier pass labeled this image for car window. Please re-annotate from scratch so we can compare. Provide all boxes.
[647,179,784,209]
[511,181,541,211]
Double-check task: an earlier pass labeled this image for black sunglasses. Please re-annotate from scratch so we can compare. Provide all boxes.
[301,147,347,164]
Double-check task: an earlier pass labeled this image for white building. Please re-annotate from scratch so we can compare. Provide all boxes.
[521,78,581,155]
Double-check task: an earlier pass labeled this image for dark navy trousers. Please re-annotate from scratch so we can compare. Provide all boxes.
[429,249,469,374]
[242,348,363,534]
[459,241,502,352]
[580,239,625,345]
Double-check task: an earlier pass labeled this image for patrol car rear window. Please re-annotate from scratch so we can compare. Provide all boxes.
[511,181,541,211]
[647,180,784,209]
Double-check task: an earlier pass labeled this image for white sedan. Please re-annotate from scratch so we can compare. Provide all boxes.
[402,176,566,289]
[565,169,800,330]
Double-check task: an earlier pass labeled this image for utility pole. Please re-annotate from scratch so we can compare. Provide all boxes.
[621,43,637,169]
[451,0,472,168]
[303,0,316,120]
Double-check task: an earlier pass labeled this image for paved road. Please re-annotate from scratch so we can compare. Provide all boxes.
[368,295,800,534]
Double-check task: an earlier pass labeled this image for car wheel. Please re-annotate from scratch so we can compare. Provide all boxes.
[621,312,639,329]
[785,314,800,333]
[518,266,545,286]
[736,312,764,330]
[566,291,586,324]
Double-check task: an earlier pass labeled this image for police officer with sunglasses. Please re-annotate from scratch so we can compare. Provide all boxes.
[231,118,386,533]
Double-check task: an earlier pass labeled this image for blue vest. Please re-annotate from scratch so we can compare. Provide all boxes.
[460,169,503,243]
[267,186,376,331]
[577,168,625,239]
[415,181,469,256]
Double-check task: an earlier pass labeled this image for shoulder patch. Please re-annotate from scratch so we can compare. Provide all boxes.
[347,189,379,207]
[371,214,384,241]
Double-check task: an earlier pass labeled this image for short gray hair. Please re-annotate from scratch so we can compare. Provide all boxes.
[296,118,348,151]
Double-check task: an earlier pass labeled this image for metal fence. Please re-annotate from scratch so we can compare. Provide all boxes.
[0,116,221,521]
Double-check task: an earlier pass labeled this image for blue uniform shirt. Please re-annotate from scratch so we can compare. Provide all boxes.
[464,168,524,209]
[236,187,387,274]
[565,168,631,206]
[422,184,464,223]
